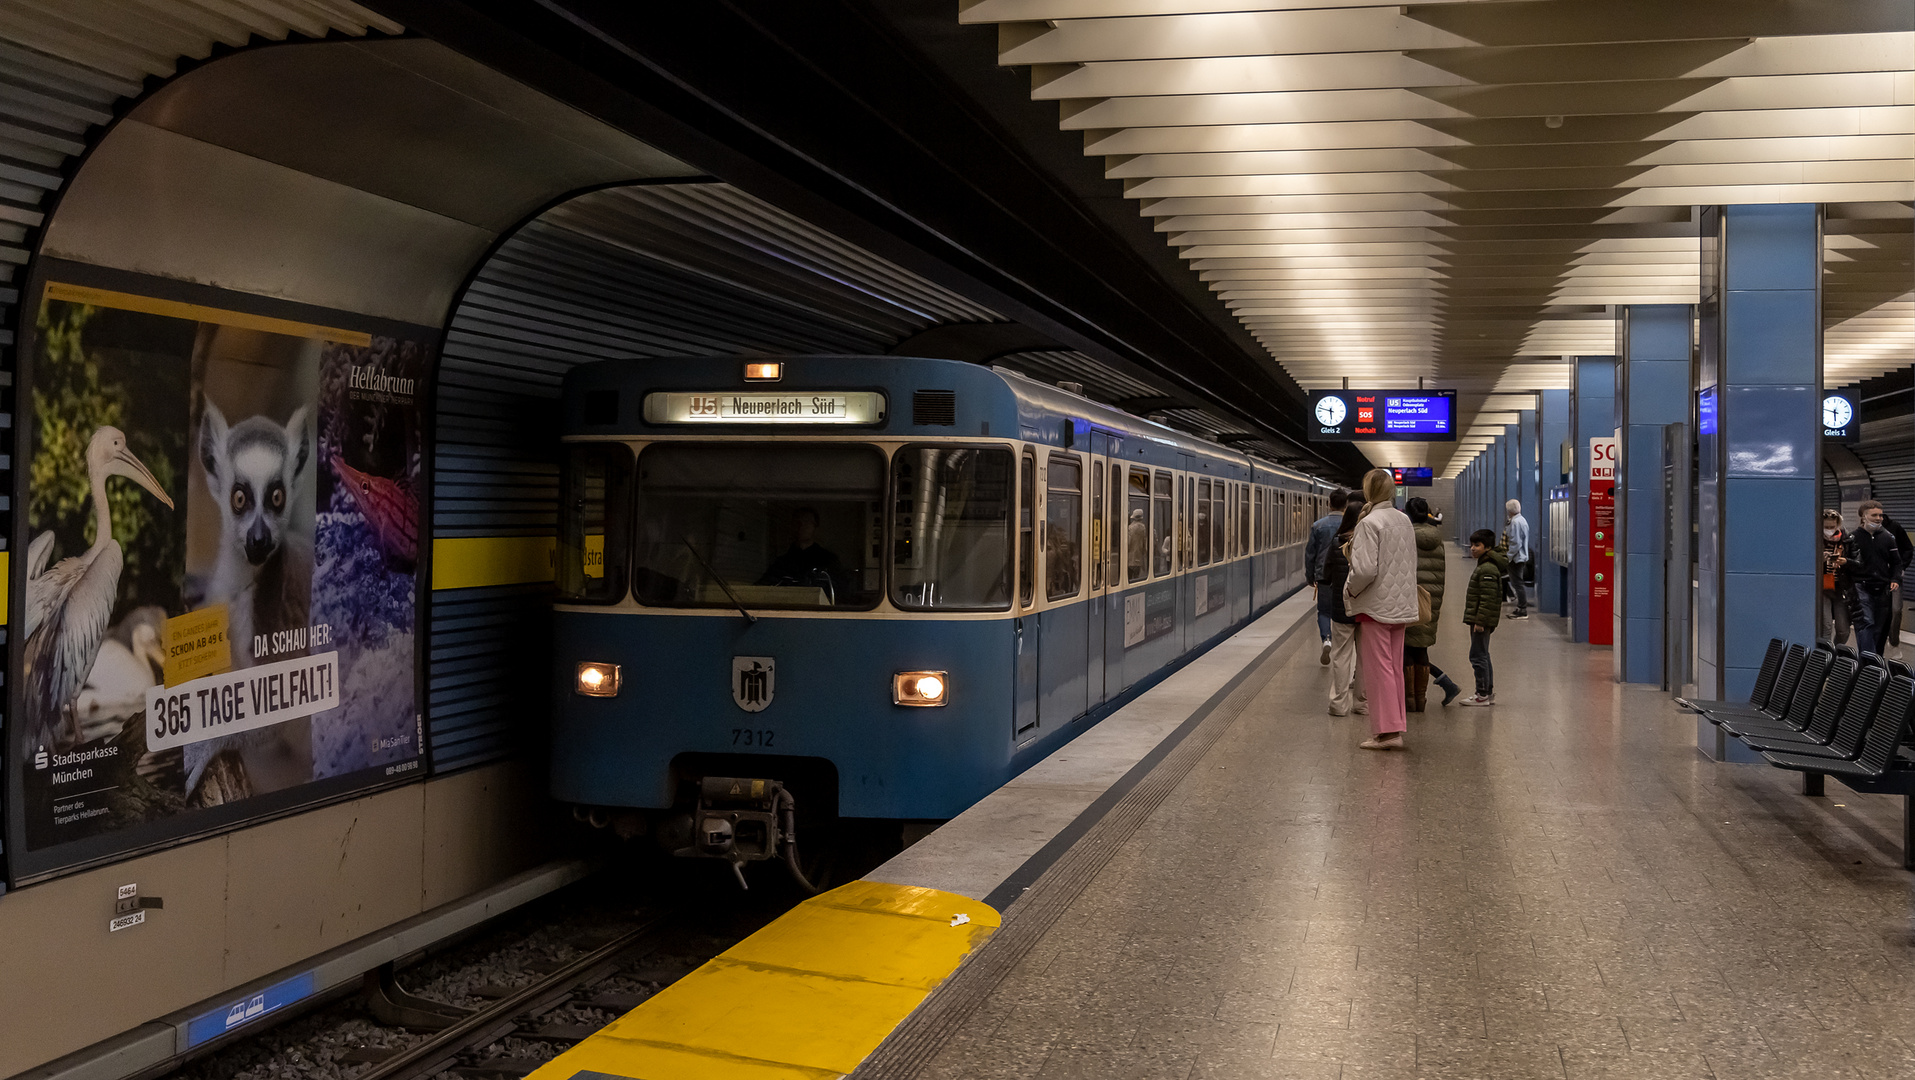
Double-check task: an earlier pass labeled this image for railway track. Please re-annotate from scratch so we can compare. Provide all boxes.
[349,910,682,1080]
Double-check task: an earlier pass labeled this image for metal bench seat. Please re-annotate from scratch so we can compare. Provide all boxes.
[1739,662,1883,758]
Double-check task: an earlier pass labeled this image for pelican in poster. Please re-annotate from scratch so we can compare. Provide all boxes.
[25,426,174,747]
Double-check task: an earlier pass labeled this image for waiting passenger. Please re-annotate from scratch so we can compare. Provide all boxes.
[1882,511,1912,660]
[1126,508,1148,579]
[1821,509,1850,646]
[760,507,844,591]
[1305,488,1349,665]
[1322,501,1365,717]
[1843,500,1904,658]
[1459,529,1509,707]
[1502,499,1531,620]
[1402,497,1463,709]
[1345,468,1419,750]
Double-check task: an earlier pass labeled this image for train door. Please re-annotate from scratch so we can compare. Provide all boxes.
[1107,458,1128,699]
[1014,447,1039,744]
[1085,434,1111,710]
[1038,451,1088,728]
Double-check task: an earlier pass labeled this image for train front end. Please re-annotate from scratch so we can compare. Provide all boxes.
[549,357,1027,881]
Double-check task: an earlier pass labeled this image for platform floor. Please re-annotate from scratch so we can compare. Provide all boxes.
[905,549,1915,1080]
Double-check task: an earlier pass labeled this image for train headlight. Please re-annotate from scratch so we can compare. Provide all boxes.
[893,671,949,707]
[576,661,622,697]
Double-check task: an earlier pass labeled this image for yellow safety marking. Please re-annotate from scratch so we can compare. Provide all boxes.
[432,536,556,590]
[43,282,373,346]
[526,880,999,1080]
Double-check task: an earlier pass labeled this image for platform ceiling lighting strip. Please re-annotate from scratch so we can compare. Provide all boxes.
[964,0,1915,472]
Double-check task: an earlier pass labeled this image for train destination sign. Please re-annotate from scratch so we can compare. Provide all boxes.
[1307,390,1456,442]
[645,390,886,425]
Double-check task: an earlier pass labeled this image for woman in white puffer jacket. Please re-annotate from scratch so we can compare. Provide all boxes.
[1344,468,1419,750]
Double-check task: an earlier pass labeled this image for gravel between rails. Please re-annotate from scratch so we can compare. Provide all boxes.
[160,860,808,1080]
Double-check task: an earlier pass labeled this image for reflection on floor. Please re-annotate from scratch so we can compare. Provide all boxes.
[920,550,1915,1080]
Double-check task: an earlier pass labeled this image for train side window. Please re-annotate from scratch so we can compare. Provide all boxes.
[891,445,1013,611]
[1089,456,1104,591]
[1018,450,1036,608]
[1239,483,1250,555]
[1195,478,1212,565]
[1209,480,1225,564]
[558,442,633,604]
[1251,486,1261,551]
[1152,471,1173,576]
[1047,454,1083,601]
[1109,463,1123,585]
[1126,468,1150,582]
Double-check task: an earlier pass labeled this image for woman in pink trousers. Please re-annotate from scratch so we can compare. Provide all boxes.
[1343,468,1420,750]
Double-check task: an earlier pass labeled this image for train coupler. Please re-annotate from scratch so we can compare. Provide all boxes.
[660,776,815,892]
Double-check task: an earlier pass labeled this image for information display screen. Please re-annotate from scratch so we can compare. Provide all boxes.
[1307,390,1456,442]
[644,390,886,425]
[1390,467,1434,486]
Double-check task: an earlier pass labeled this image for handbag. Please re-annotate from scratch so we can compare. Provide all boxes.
[1417,585,1433,626]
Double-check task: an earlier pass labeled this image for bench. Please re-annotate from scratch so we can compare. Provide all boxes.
[1680,638,1915,870]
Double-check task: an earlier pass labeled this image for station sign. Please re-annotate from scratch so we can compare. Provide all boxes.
[1821,391,1857,442]
[1307,390,1456,442]
[644,390,886,425]
[1390,466,1433,487]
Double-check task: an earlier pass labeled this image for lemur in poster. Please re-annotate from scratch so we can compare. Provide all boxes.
[197,401,314,656]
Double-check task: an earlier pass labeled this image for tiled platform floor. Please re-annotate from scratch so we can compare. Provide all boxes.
[920,550,1915,1080]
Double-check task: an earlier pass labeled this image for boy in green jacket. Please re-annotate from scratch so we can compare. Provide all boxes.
[1460,529,1509,707]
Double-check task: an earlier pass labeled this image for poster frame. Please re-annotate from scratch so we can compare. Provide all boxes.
[5,258,440,887]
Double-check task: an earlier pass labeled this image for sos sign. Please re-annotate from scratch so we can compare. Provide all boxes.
[1587,436,1616,482]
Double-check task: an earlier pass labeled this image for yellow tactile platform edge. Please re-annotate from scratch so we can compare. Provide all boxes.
[526,880,1000,1080]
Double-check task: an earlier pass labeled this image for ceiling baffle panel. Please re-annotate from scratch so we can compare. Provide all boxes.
[965,0,1915,475]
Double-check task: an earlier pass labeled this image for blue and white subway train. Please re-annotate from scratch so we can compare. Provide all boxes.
[548,355,1331,879]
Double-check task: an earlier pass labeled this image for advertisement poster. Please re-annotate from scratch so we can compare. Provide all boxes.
[10,279,429,877]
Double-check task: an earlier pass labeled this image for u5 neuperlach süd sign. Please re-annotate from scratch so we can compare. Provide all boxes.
[644,391,886,424]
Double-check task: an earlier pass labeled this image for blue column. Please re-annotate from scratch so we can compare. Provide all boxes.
[1696,204,1819,711]
[1571,356,1617,643]
[1615,306,1694,684]
[1537,388,1570,617]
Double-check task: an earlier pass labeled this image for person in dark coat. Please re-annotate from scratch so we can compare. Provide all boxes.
[1882,511,1912,659]
[1458,529,1509,706]
[1322,502,1365,717]
[1305,488,1350,665]
[1844,500,1905,658]
[1402,498,1462,709]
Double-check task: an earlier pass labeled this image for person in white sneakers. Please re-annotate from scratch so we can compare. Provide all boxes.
[1305,488,1349,664]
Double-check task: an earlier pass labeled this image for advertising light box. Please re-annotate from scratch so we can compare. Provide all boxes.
[1308,390,1456,442]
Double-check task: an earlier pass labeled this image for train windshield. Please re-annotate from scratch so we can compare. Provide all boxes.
[891,445,1013,611]
[632,443,885,610]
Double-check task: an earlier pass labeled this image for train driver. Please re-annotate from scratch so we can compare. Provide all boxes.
[759,506,846,589]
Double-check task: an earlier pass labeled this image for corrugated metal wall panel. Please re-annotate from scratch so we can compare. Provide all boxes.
[427,182,1010,773]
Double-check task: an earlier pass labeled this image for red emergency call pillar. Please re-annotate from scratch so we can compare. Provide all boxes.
[1587,436,1616,645]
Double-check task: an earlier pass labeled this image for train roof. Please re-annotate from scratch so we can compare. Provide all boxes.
[560,355,1328,486]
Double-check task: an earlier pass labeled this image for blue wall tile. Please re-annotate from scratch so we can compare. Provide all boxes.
[1723,204,1819,292]
[1724,478,1814,576]
[1724,290,1817,384]
[1724,385,1815,477]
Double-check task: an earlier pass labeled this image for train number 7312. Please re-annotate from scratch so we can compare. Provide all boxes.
[731,728,774,747]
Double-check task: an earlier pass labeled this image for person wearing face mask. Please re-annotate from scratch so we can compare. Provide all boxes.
[1820,510,1851,646]
[1842,500,1905,658]
[1881,512,1912,660]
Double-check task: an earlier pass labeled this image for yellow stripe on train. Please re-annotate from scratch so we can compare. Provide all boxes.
[527,880,999,1080]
